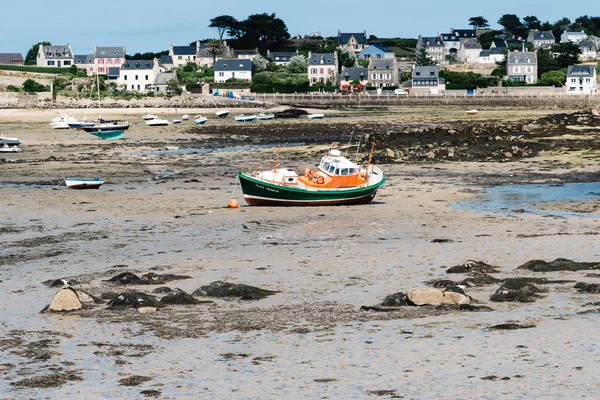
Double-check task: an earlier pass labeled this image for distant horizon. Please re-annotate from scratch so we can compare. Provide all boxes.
[1,0,598,55]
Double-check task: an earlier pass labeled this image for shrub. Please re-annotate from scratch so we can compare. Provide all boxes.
[0,64,73,75]
[6,85,20,92]
[22,79,48,93]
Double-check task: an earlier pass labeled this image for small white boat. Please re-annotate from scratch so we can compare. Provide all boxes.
[50,114,78,129]
[145,118,170,126]
[257,112,275,120]
[173,119,182,124]
[64,177,104,189]
[194,116,208,125]
[182,115,190,121]
[235,114,257,122]
[464,109,478,115]
[143,114,158,120]
[216,110,230,118]
[0,135,21,153]
[308,113,325,120]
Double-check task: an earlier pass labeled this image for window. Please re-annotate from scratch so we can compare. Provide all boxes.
[219,72,224,77]
[312,77,316,83]
[372,73,376,79]
[101,51,105,56]
[320,68,324,74]
[116,59,121,64]
[311,68,317,74]
[430,72,434,76]
[239,64,243,67]
[107,59,112,64]
[64,61,71,66]
[124,75,128,81]
[99,67,104,72]
[145,75,148,80]
[135,75,139,80]
[137,85,141,90]
[178,56,182,60]
[47,61,54,66]
[386,73,391,79]
[131,85,134,89]
[527,66,532,73]
[416,71,421,76]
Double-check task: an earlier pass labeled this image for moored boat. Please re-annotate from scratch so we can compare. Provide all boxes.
[194,116,208,125]
[64,177,104,189]
[308,113,325,120]
[216,110,230,118]
[143,114,158,120]
[182,115,190,121]
[235,114,257,122]
[173,119,182,124]
[0,135,21,152]
[257,112,275,120]
[464,109,478,115]
[238,144,386,206]
[145,118,170,126]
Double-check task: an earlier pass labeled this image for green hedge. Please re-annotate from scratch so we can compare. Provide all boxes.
[209,82,253,89]
[0,64,75,75]
[251,82,311,93]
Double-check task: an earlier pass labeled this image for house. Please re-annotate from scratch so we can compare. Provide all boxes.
[233,49,259,60]
[565,65,597,94]
[440,33,461,56]
[106,67,120,81]
[196,41,232,67]
[457,41,482,63]
[153,72,177,93]
[214,59,253,83]
[169,42,199,68]
[561,31,587,44]
[368,58,399,88]
[74,54,94,75]
[267,50,298,66]
[450,28,477,43]
[338,31,368,54]
[36,44,74,68]
[506,50,538,83]
[338,67,368,88]
[358,42,395,60]
[117,58,160,92]
[94,46,126,75]
[478,47,505,64]
[490,40,508,50]
[527,30,555,49]
[159,55,174,70]
[579,40,598,61]
[411,65,445,92]
[308,52,338,86]
[0,53,24,65]
[416,35,445,63]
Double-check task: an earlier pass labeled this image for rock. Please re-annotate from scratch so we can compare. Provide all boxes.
[152,286,172,294]
[274,108,308,119]
[48,288,83,312]
[574,282,600,293]
[517,258,600,272]
[521,124,540,132]
[447,260,500,274]
[107,292,158,309]
[487,323,536,330]
[43,279,76,288]
[444,286,467,296]
[137,307,158,314]
[75,290,94,303]
[426,279,458,288]
[160,288,202,305]
[140,273,192,284]
[459,304,493,312]
[460,273,502,287]
[490,279,546,303]
[386,148,395,158]
[192,281,278,300]
[108,272,142,285]
[407,288,470,306]
[379,292,409,307]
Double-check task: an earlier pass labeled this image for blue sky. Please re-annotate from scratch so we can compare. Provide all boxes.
[0,0,597,55]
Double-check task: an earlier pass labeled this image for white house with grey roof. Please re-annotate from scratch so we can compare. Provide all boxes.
[457,40,482,63]
[416,35,445,63]
[308,52,338,86]
[368,58,399,88]
[36,44,74,68]
[506,50,538,83]
[579,40,598,61]
[169,42,199,68]
[561,31,587,44]
[94,46,126,75]
[117,58,160,92]
[565,65,597,94]
[74,54,94,75]
[527,30,555,49]
[411,66,445,93]
[440,33,461,56]
[153,72,177,93]
[233,49,259,60]
[450,28,477,44]
[267,50,298,66]
[214,59,253,82]
[478,48,505,64]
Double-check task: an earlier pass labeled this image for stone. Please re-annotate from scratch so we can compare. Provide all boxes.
[574,282,600,293]
[447,260,500,274]
[460,273,502,287]
[379,292,409,307]
[137,307,158,314]
[192,281,278,300]
[48,288,83,312]
[386,148,395,158]
[160,288,202,305]
[107,292,158,309]
[75,290,94,303]
[108,272,142,285]
[517,258,600,272]
[152,286,172,294]
[490,279,546,303]
[407,288,470,306]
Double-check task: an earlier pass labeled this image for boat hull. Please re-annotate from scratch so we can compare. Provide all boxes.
[65,179,104,189]
[87,130,125,140]
[238,172,385,206]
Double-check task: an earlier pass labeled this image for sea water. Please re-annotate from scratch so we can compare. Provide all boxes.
[453,182,600,218]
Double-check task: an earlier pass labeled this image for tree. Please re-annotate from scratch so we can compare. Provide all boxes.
[478,30,504,49]
[252,54,269,73]
[236,13,290,53]
[209,15,238,42]
[357,58,370,68]
[469,16,489,30]
[205,39,223,65]
[336,48,356,72]
[166,78,182,95]
[498,14,524,38]
[287,55,308,73]
[576,15,600,36]
[25,41,51,65]
[22,79,48,93]
[523,16,541,30]
[539,69,567,86]
[552,42,582,69]
[415,47,436,66]
[551,18,572,43]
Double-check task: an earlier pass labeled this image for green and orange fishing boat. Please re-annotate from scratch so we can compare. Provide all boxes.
[238,144,386,206]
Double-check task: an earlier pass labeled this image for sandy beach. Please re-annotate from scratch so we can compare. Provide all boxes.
[1,105,600,398]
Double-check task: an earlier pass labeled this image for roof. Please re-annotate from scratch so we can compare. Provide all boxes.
[74,54,94,64]
[440,33,460,42]
[507,51,537,64]
[233,49,259,57]
[121,59,155,70]
[154,72,177,85]
[462,42,482,50]
[564,31,586,36]
[339,67,367,83]
[452,29,476,38]
[480,48,505,57]
[421,37,444,47]
[580,40,597,48]
[365,42,393,53]
[0,53,24,64]
[107,67,120,78]
[338,32,367,45]
[532,31,555,41]
[160,55,173,65]
[95,46,125,58]
[369,58,395,70]
[489,47,505,55]
[492,40,508,48]
[267,52,296,62]
[214,59,253,71]
[413,66,439,77]
[309,53,336,65]
[41,45,72,59]
[567,65,595,77]
[172,46,196,56]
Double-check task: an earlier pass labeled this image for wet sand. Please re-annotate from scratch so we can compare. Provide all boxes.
[1,106,600,398]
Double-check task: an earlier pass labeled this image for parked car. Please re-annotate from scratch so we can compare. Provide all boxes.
[394,89,408,95]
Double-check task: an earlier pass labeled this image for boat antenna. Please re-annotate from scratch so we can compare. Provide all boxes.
[96,72,102,120]
[365,142,375,176]
[345,129,354,157]
[354,134,363,164]
[274,145,280,171]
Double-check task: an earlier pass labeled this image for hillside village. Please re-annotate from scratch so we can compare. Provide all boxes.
[1,14,599,98]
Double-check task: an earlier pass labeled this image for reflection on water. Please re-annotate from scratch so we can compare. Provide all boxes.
[454,182,600,218]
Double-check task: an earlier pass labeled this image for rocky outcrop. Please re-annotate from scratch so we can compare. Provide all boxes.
[574,282,600,293]
[107,272,192,285]
[160,289,205,305]
[47,288,83,312]
[106,292,159,309]
[447,260,500,274]
[517,258,600,272]
[490,279,547,303]
[192,281,278,300]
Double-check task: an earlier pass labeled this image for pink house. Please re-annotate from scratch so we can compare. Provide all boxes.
[308,52,339,86]
[94,46,126,75]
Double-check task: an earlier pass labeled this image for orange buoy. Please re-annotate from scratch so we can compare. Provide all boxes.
[228,199,239,208]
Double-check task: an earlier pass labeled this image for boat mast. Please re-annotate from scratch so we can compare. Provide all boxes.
[365,142,375,176]
[274,145,280,171]
[96,72,102,120]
